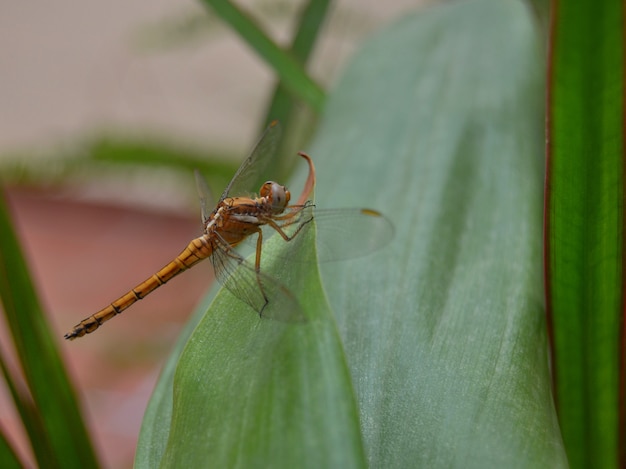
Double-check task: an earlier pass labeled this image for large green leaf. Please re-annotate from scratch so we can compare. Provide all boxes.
[309,1,564,465]
[139,221,365,467]
[138,0,566,466]
[545,0,625,467]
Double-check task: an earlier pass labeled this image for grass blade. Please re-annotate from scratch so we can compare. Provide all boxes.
[0,428,22,469]
[0,358,55,467]
[261,0,332,126]
[199,0,325,112]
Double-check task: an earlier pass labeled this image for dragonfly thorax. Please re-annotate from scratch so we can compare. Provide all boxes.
[260,181,291,213]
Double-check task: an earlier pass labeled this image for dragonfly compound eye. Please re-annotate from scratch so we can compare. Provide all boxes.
[262,181,290,212]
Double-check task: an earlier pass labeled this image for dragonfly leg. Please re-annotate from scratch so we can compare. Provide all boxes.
[265,213,314,242]
[252,228,271,313]
[254,227,263,272]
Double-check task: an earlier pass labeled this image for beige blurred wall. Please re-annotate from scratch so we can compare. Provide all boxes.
[0,0,427,154]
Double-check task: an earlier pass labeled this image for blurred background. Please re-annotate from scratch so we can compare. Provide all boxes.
[0,1,426,467]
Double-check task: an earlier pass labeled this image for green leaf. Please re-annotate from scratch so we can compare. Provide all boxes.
[545,0,625,467]
[139,222,365,468]
[0,358,55,467]
[135,291,215,467]
[0,426,23,469]
[0,135,239,193]
[140,0,566,466]
[198,0,325,112]
[261,0,331,128]
[87,135,239,191]
[261,0,332,182]
[0,191,99,468]
[307,1,565,465]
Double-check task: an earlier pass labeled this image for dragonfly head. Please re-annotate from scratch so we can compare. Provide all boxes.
[261,181,291,213]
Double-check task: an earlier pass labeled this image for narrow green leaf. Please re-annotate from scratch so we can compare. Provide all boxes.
[0,136,239,193]
[546,0,625,467]
[199,0,325,112]
[87,136,238,190]
[88,136,234,171]
[0,429,22,469]
[261,0,332,129]
[0,358,55,467]
[261,0,332,183]
[0,190,99,468]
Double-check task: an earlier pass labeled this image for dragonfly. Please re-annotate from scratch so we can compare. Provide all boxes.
[64,121,392,340]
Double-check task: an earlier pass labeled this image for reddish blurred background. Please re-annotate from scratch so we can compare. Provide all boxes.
[3,187,212,468]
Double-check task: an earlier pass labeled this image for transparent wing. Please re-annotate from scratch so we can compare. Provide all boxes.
[239,207,394,264]
[210,232,306,322]
[208,205,390,321]
[312,208,394,262]
[194,169,214,224]
[220,120,282,201]
[193,121,280,223]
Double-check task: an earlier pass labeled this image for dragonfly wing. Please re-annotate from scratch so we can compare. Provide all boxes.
[313,208,394,262]
[236,204,316,259]
[210,233,305,322]
[220,120,282,200]
[194,169,214,224]
[240,207,393,264]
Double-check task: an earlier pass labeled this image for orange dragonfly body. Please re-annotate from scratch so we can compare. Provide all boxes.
[65,122,391,340]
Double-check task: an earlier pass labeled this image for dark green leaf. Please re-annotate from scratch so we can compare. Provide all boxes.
[545,0,625,466]
[0,425,24,469]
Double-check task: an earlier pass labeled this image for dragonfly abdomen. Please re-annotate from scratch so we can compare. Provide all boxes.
[64,236,214,340]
